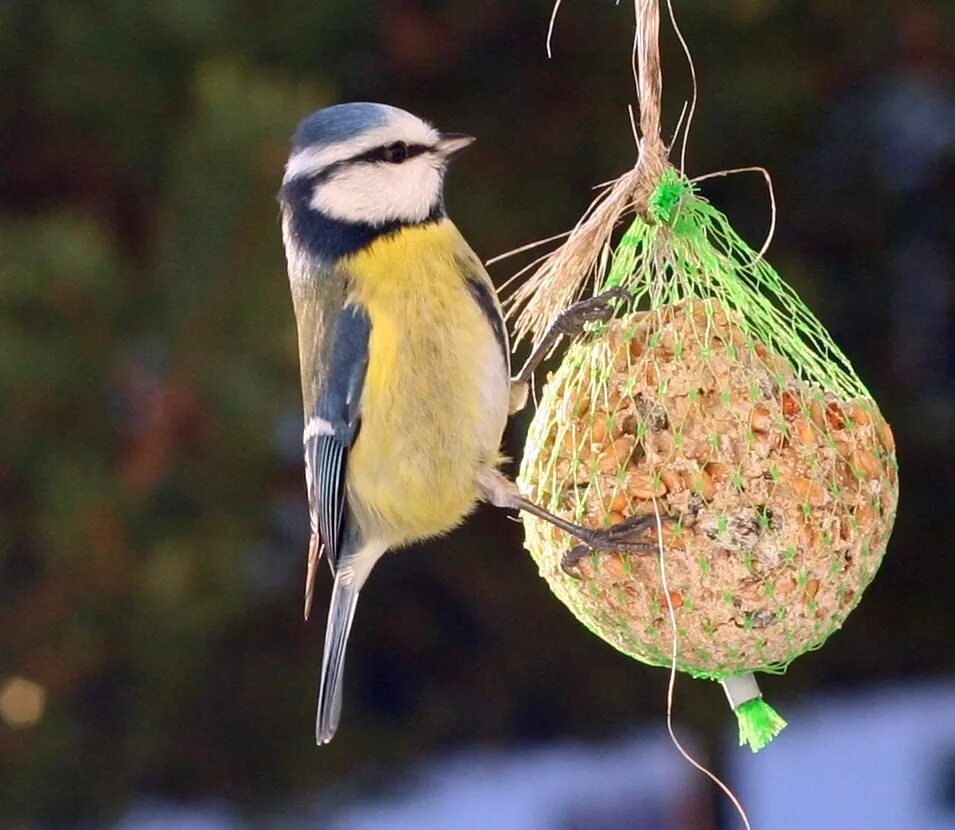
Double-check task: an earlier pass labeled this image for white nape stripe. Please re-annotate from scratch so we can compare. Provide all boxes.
[304,416,335,442]
[282,213,318,279]
[283,114,439,183]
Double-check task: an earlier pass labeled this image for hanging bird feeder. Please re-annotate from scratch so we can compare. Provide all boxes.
[511,0,898,751]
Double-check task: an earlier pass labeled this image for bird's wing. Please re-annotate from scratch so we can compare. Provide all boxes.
[303,304,370,579]
[456,246,510,376]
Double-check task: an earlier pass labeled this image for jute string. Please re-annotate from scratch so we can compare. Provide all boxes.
[508,0,671,345]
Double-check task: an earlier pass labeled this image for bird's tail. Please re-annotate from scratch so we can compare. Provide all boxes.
[316,566,360,744]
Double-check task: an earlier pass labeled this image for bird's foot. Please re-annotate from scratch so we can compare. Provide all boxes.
[511,286,632,388]
[477,469,673,579]
[553,286,631,336]
[559,513,671,578]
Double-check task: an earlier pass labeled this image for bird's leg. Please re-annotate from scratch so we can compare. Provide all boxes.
[478,468,670,577]
[510,286,631,412]
[500,288,656,573]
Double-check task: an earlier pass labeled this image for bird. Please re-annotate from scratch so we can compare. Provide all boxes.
[278,102,661,744]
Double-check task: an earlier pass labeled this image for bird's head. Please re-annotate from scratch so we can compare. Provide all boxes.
[280,102,474,229]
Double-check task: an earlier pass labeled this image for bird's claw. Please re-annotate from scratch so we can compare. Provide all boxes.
[555,286,631,335]
[560,513,674,578]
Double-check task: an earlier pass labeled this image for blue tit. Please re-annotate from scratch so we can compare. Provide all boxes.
[279,102,660,745]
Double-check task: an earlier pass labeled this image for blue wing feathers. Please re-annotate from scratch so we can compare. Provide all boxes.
[304,305,371,572]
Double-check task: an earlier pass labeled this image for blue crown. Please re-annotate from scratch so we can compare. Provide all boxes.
[292,102,407,151]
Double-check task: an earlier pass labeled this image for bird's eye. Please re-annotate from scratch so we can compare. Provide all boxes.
[381,142,409,163]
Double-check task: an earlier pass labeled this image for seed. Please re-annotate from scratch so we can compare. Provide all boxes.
[659,330,677,356]
[661,523,685,549]
[694,469,715,500]
[629,473,665,500]
[613,347,629,372]
[598,449,619,474]
[805,578,820,601]
[567,391,590,419]
[612,435,635,460]
[854,500,873,530]
[875,416,895,453]
[794,418,815,447]
[630,336,645,358]
[775,575,796,596]
[679,469,696,491]
[839,516,852,540]
[609,510,627,526]
[629,499,655,516]
[704,461,728,482]
[809,400,827,430]
[687,299,707,326]
[609,492,630,513]
[853,449,880,480]
[784,472,829,506]
[750,404,772,433]
[660,468,684,493]
[645,363,658,386]
[826,402,846,430]
[711,305,729,330]
[781,391,800,418]
[598,436,635,474]
[664,590,683,610]
[604,553,626,580]
[773,356,795,380]
[591,415,609,445]
[848,403,872,428]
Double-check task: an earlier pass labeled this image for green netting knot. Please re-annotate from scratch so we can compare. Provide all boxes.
[735,697,787,752]
[648,168,693,226]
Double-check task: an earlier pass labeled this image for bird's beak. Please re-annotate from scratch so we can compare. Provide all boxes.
[435,133,476,159]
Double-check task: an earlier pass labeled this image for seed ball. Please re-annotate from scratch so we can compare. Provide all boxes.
[519,300,898,676]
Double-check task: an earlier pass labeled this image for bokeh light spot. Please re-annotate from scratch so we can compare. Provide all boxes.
[0,677,46,729]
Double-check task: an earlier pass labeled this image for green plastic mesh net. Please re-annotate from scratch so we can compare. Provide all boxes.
[516,168,899,749]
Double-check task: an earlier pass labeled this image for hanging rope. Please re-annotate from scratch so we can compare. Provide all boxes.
[507,0,670,346]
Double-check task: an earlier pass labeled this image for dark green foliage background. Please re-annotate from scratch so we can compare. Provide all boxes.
[1,0,952,824]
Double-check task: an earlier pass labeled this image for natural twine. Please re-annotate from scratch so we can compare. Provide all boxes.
[508,0,670,346]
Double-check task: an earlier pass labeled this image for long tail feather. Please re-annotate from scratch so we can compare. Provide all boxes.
[316,567,360,744]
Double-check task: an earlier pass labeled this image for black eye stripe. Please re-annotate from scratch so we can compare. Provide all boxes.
[346,142,430,165]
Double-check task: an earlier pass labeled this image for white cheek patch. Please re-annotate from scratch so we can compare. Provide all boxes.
[310,157,443,226]
[283,113,439,184]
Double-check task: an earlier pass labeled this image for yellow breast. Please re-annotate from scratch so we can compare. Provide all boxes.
[343,220,509,545]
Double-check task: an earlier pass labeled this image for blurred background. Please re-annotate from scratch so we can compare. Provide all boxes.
[1,0,953,827]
